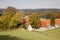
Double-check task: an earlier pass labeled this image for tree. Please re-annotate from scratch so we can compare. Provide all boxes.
[0,17,3,30]
[9,11,24,29]
[0,6,17,30]
[50,13,56,26]
[29,13,40,28]
[46,13,51,19]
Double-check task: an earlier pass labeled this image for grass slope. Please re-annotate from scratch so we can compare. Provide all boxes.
[0,28,60,40]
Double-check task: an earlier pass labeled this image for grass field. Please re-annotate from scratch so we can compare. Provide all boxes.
[0,28,60,40]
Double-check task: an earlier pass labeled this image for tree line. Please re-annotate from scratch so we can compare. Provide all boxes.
[0,6,60,31]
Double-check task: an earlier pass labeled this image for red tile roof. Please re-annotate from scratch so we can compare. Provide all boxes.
[40,19,60,28]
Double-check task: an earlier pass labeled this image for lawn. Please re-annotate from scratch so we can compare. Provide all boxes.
[0,28,60,40]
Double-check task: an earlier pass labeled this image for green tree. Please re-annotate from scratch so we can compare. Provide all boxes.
[0,6,17,30]
[50,14,56,26]
[9,11,24,29]
[0,17,3,30]
[29,13,40,28]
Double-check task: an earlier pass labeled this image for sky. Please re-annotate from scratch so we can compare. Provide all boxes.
[0,0,60,9]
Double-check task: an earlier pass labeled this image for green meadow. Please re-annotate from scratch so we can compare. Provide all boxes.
[0,28,60,40]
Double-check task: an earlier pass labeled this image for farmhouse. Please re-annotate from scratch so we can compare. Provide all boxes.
[40,19,60,28]
[24,16,32,31]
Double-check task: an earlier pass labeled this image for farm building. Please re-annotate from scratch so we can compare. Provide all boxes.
[24,16,32,31]
[39,19,60,28]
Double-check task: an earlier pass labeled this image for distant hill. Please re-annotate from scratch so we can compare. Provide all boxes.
[20,9,60,12]
[0,8,60,14]
[0,9,5,14]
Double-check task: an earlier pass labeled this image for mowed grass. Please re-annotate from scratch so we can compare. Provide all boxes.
[0,28,60,40]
